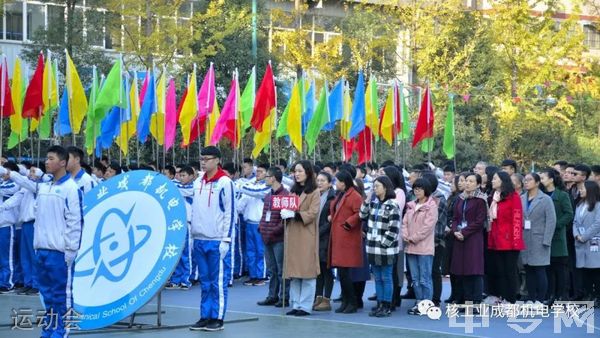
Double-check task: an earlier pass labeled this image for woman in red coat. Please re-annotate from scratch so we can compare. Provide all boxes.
[487,171,525,304]
[328,170,363,314]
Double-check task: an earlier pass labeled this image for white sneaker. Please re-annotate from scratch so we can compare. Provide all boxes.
[483,295,498,305]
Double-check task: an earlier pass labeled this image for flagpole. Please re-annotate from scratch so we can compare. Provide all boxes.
[0,55,5,160]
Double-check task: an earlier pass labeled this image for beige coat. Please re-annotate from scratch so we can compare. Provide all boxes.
[284,189,321,279]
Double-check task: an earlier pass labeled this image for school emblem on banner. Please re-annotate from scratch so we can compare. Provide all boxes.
[72,170,187,330]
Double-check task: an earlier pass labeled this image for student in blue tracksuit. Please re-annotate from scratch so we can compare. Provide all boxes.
[66,146,95,194]
[0,166,48,295]
[189,146,235,332]
[238,163,270,286]
[0,161,21,293]
[167,165,195,290]
[6,146,83,338]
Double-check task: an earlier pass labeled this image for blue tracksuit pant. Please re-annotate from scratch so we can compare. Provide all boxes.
[20,221,37,288]
[0,225,15,288]
[170,227,192,286]
[36,249,74,338]
[245,222,266,279]
[193,239,231,320]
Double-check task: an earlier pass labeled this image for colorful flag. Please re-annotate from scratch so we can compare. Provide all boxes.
[323,79,343,132]
[286,79,303,153]
[149,72,166,145]
[398,83,410,141]
[164,79,177,151]
[8,57,25,148]
[179,69,198,146]
[55,87,72,136]
[356,127,373,164]
[252,108,275,158]
[365,74,379,141]
[251,63,276,132]
[84,67,100,154]
[65,51,88,134]
[442,94,456,159]
[301,80,315,136]
[211,74,240,147]
[412,86,435,148]
[94,58,123,123]
[138,70,157,143]
[306,85,328,154]
[240,66,255,136]
[0,57,14,119]
[22,53,44,120]
[205,97,220,147]
[348,72,366,139]
[379,83,396,146]
[340,82,352,141]
[117,75,139,155]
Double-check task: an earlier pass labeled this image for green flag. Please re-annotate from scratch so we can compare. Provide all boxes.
[442,94,455,159]
[38,110,52,139]
[419,137,434,153]
[276,102,290,138]
[306,85,329,154]
[399,83,410,141]
[240,67,255,135]
[7,119,29,149]
[93,59,122,123]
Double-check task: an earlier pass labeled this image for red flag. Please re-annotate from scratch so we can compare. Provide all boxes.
[355,127,373,165]
[411,86,434,147]
[22,53,45,119]
[342,139,354,162]
[0,60,14,118]
[251,63,276,132]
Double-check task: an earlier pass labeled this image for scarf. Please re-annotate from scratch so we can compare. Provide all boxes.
[460,189,491,231]
[489,191,501,221]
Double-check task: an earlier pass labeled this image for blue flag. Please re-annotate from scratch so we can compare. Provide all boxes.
[54,88,72,136]
[137,71,157,143]
[323,79,343,131]
[301,81,315,136]
[97,106,122,150]
[348,72,365,139]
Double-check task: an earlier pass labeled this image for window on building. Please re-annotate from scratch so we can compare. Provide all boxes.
[5,2,24,41]
[105,12,121,49]
[27,3,46,41]
[86,10,105,47]
[179,0,193,19]
[584,24,600,50]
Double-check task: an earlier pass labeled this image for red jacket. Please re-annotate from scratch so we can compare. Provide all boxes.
[328,187,363,268]
[488,192,526,251]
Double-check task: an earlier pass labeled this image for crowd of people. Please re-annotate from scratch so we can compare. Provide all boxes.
[1,146,600,334]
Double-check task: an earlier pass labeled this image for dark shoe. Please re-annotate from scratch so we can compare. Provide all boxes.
[165,282,180,290]
[0,287,12,294]
[14,286,30,294]
[343,304,358,314]
[294,310,310,316]
[189,318,210,330]
[445,297,455,303]
[369,303,382,317]
[243,279,256,286]
[375,302,391,317]
[257,297,279,306]
[368,294,377,301]
[433,300,441,307]
[252,279,266,286]
[335,303,348,313]
[356,299,364,309]
[401,290,415,300]
[202,319,224,332]
[25,288,39,295]
[333,295,343,303]
[275,300,290,307]
[179,283,191,290]
[407,305,420,315]
[286,309,299,315]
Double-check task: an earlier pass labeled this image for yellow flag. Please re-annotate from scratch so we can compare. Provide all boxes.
[10,58,23,134]
[252,108,276,158]
[205,97,220,147]
[179,70,198,146]
[380,87,395,146]
[286,80,302,153]
[66,52,88,134]
[117,77,140,156]
[340,85,353,140]
[150,73,166,145]
[43,55,58,114]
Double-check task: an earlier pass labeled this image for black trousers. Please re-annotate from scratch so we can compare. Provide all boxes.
[353,281,366,307]
[338,267,356,306]
[488,250,520,303]
[391,252,403,306]
[432,244,445,303]
[316,261,334,298]
[547,256,568,300]
[567,235,584,299]
[455,275,483,304]
[525,265,548,302]
[582,268,600,299]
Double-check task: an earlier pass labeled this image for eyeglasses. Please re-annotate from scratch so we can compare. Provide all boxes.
[200,157,217,162]
[265,175,273,178]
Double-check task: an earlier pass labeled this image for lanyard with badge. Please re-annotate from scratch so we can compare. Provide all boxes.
[265,194,272,222]
[458,199,468,230]
[524,198,532,230]
[578,205,599,252]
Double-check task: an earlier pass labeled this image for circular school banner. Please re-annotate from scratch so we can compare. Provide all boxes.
[72,170,187,330]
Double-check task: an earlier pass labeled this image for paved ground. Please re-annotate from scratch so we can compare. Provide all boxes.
[0,279,598,337]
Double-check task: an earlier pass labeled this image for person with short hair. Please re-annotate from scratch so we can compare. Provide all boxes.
[501,159,518,176]
[162,165,176,180]
[66,146,95,193]
[402,178,438,315]
[591,165,600,185]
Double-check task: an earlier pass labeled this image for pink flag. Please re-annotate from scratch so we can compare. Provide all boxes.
[197,63,216,121]
[164,79,177,151]
[139,71,149,107]
[210,75,239,146]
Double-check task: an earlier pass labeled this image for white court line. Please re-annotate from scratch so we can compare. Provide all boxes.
[155,304,486,338]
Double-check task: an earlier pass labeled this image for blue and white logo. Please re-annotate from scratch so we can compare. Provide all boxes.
[73,170,187,330]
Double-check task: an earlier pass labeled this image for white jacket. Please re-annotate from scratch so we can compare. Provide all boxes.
[237,179,270,223]
[7,172,53,224]
[191,169,235,242]
[73,168,96,194]
[19,173,83,255]
[176,181,194,222]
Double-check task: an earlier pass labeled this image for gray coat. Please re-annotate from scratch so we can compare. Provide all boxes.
[520,192,557,266]
[573,202,600,269]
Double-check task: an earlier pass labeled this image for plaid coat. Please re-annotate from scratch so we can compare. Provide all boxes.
[360,198,401,266]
